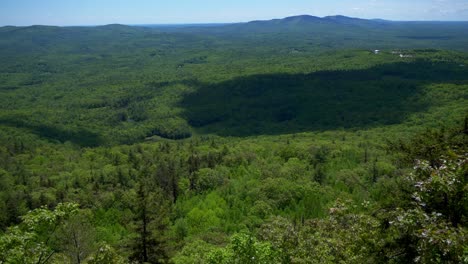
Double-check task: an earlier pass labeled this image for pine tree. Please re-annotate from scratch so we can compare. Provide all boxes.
[130,180,169,264]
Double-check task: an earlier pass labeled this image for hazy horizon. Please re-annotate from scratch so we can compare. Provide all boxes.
[1,0,468,27]
[2,14,468,28]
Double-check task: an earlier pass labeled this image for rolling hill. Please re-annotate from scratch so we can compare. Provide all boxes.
[0,14,467,263]
[0,16,467,145]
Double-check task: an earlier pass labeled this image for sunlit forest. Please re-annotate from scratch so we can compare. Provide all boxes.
[0,15,467,263]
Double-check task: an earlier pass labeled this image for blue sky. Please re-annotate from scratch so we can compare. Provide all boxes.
[1,0,467,26]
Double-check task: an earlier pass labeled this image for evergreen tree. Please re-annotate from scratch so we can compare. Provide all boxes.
[130,180,170,264]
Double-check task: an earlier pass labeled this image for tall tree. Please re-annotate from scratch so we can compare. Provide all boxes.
[55,211,96,264]
[130,180,170,264]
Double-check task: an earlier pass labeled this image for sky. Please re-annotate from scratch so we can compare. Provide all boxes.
[1,0,467,26]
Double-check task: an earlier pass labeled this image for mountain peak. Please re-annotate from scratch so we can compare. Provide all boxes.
[97,24,132,29]
[283,15,323,21]
[323,15,366,22]
[248,15,383,26]
[324,15,354,19]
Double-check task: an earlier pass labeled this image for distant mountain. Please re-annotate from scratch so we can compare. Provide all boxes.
[95,23,142,31]
[157,14,396,35]
[1,14,468,53]
[283,15,324,23]
[323,15,366,23]
[247,15,324,25]
[1,23,144,36]
[1,25,62,35]
[0,23,150,55]
[242,15,388,28]
[323,15,391,26]
[151,15,468,50]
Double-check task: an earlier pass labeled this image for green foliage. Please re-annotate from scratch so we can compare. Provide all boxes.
[185,192,227,236]
[207,233,280,264]
[183,59,467,136]
[129,181,170,264]
[55,210,96,263]
[255,202,383,264]
[385,152,467,263]
[85,243,126,264]
[0,20,467,263]
[1,21,467,145]
[172,239,217,264]
[0,203,79,264]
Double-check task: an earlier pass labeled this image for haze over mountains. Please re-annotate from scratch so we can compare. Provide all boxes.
[0,13,467,144]
[0,6,467,263]
[3,14,468,29]
[238,15,388,26]
[3,14,467,54]
[133,15,383,28]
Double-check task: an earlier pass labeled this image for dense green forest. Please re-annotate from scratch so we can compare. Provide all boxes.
[0,16,467,263]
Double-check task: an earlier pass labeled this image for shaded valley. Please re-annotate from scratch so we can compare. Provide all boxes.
[182,60,467,136]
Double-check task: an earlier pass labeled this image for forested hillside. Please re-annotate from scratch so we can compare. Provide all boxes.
[0,16,467,263]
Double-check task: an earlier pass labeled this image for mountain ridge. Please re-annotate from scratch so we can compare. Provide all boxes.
[5,14,468,29]
[242,14,388,28]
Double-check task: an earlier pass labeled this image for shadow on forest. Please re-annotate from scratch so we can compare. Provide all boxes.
[0,117,103,147]
[181,59,467,136]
